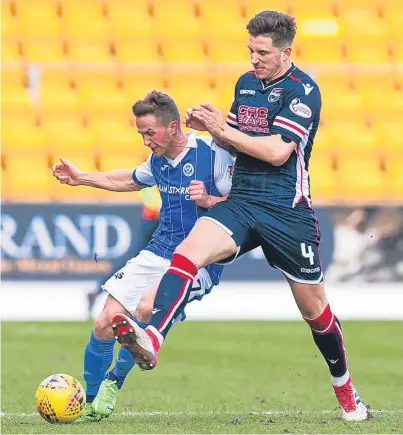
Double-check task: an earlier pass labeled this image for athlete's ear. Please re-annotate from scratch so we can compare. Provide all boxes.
[282,47,291,61]
[169,120,179,135]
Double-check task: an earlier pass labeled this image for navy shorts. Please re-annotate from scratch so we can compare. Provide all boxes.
[202,197,323,283]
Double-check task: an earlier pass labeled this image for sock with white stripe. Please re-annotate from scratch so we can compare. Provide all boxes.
[146,253,198,338]
[304,304,348,380]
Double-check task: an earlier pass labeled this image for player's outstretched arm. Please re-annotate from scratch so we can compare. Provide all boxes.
[192,104,296,166]
[52,158,144,192]
[189,180,226,209]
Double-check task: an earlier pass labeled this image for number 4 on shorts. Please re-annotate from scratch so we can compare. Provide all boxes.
[300,242,314,266]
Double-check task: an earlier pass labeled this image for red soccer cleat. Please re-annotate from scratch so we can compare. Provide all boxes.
[333,377,369,421]
[112,313,161,371]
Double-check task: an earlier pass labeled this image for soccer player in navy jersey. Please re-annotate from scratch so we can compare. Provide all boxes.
[52,91,234,421]
[112,11,369,421]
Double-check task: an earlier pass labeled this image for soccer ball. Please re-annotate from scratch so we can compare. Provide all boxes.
[35,374,86,424]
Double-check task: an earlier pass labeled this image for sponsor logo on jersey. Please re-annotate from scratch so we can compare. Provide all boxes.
[268,87,283,103]
[289,98,312,118]
[238,105,270,133]
[161,164,169,171]
[300,266,321,273]
[240,89,256,95]
[302,83,314,95]
[159,184,190,195]
[183,163,194,177]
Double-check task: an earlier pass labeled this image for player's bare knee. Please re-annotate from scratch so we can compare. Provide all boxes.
[135,300,153,323]
[93,312,115,340]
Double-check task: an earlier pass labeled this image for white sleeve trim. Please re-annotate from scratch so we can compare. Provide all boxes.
[133,154,155,186]
[213,144,235,196]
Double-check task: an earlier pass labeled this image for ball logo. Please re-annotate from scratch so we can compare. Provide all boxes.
[289,98,312,118]
[183,163,194,177]
[268,87,283,103]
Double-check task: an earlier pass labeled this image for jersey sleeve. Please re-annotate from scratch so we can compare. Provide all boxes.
[213,143,235,196]
[271,84,321,143]
[132,154,156,187]
[225,78,241,130]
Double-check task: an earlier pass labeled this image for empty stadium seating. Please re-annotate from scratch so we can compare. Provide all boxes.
[1,0,402,204]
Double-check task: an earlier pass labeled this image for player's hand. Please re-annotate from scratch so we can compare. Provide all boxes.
[191,103,227,139]
[184,108,208,131]
[189,180,211,208]
[52,157,82,186]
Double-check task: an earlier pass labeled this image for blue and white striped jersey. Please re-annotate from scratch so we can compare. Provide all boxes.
[132,130,234,285]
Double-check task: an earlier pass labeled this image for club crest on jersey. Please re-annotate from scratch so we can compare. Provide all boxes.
[268,87,283,103]
[183,163,194,177]
[289,98,312,118]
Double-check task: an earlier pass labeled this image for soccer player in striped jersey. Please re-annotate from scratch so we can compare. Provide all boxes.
[112,11,369,421]
[52,91,234,421]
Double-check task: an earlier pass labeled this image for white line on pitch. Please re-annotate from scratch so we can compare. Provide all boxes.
[1,409,401,417]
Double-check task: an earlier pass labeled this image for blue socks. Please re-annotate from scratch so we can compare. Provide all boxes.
[107,347,136,389]
[83,331,115,402]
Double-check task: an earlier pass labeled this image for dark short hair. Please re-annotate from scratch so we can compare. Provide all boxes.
[132,90,180,125]
[246,10,297,48]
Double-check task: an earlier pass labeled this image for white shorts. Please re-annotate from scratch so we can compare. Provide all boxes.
[102,250,213,317]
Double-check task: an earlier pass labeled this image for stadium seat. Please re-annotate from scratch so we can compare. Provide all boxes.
[243,0,291,17]
[199,0,246,37]
[384,153,403,201]
[345,40,392,64]
[67,38,112,62]
[290,1,336,20]
[206,35,251,63]
[214,69,245,113]
[160,37,207,63]
[107,0,153,38]
[121,70,165,107]
[152,0,201,38]
[3,153,52,202]
[39,70,78,110]
[43,113,95,157]
[1,0,18,39]
[1,113,47,153]
[76,70,126,111]
[51,152,100,202]
[113,37,161,64]
[16,0,61,37]
[60,0,108,38]
[318,73,365,115]
[165,70,217,116]
[22,38,66,62]
[92,112,142,154]
[2,39,21,63]
[337,152,386,202]
[328,120,378,153]
[1,69,32,110]
[313,127,333,152]
[361,81,403,116]
[309,151,337,203]
[294,38,344,63]
[373,116,403,153]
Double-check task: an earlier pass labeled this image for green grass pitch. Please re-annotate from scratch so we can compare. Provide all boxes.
[1,320,402,433]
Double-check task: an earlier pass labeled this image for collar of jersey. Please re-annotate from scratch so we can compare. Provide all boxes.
[164,130,197,167]
[259,63,296,91]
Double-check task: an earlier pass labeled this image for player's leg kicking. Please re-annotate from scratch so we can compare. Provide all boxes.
[79,250,169,421]
[112,267,215,370]
[112,205,243,369]
[113,199,369,421]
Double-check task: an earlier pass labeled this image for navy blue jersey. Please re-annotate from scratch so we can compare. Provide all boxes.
[132,131,234,285]
[226,63,321,207]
